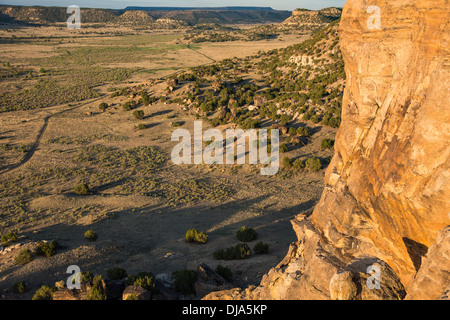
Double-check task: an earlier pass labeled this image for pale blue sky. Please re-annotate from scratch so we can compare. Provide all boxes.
[0,1,346,11]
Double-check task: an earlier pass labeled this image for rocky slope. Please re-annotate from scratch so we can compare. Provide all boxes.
[204,0,450,300]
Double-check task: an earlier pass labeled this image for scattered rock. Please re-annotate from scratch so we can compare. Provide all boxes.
[194,264,234,298]
[122,285,151,300]
[329,255,406,300]
[53,283,92,300]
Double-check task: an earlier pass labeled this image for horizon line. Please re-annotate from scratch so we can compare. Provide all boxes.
[0,4,342,11]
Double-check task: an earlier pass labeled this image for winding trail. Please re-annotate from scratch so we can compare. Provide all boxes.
[0,49,216,176]
[0,96,105,176]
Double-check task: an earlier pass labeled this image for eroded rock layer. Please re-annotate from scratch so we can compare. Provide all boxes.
[205,0,450,300]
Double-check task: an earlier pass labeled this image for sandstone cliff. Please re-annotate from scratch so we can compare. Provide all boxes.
[205,0,449,300]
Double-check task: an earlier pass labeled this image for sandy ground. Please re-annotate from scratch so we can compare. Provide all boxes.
[0,25,335,300]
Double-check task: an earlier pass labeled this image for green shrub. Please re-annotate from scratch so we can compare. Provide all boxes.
[215,265,232,282]
[125,294,139,300]
[253,241,269,254]
[292,159,305,170]
[74,183,90,195]
[297,127,310,137]
[99,102,108,111]
[136,123,147,130]
[236,226,257,242]
[32,285,56,300]
[280,143,289,153]
[172,269,196,294]
[1,231,19,246]
[84,230,98,242]
[310,115,321,124]
[194,231,208,244]
[281,156,292,168]
[107,267,127,280]
[37,240,57,257]
[13,281,27,294]
[86,276,107,300]
[80,271,95,284]
[305,157,322,172]
[185,229,208,244]
[128,272,155,292]
[321,139,334,150]
[233,243,251,259]
[288,127,297,136]
[15,249,33,265]
[213,243,251,260]
[122,100,136,111]
[132,110,145,120]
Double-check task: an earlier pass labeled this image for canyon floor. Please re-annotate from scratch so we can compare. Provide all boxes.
[0,23,338,300]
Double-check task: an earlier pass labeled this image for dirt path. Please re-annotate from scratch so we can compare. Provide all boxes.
[0,96,105,176]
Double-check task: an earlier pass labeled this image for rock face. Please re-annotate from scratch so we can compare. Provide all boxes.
[205,0,449,300]
[406,226,450,300]
[282,8,341,27]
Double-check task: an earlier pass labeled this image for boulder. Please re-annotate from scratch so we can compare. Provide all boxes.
[122,285,151,300]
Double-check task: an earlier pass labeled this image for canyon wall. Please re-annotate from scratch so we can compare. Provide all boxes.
[205,0,450,300]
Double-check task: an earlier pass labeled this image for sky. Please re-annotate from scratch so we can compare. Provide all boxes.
[0,0,346,11]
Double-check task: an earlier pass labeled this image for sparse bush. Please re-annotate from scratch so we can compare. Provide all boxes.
[172,269,196,294]
[293,158,305,170]
[281,156,292,168]
[236,226,257,242]
[280,143,289,153]
[128,272,155,292]
[253,241,269,254]
[107,267,127,280]
[125,294,139,300]
[321,139,334,150]
[15,249,32,265]
[37,240,57,257]
[305,157,322,172]
[213,243,251,260]
[215,265,232,282]
[136,123,147,130]
[297,127,310,137]
[1,231,19,246]
[185,229,208,244]
[288,127,297,136]
[13,281,27,294]
[122,100,136,111]
[310,115,321,124]
[99,102,108,111]
[132,110,144,120]
[32,285,56,300]
[80,271,95,284]
[74,183,90,195]
[84,230,98,242]
[194,231,208,244]
[86,276,107,300]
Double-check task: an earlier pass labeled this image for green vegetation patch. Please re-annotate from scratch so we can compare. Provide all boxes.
[150,179,232,206]
[74,145,167,170]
